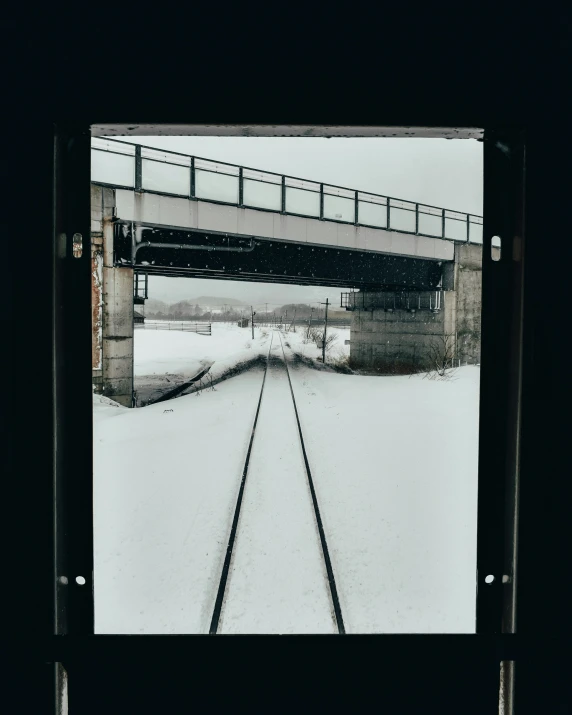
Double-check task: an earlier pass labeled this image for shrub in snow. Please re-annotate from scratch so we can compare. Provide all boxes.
[423,334,458,380]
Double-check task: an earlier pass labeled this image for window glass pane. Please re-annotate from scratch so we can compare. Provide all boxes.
[445,215,468,241]
[418,207,444,237]
[469,221,483,244]
[285,187,320,216]
[324,194,354,222]
[358,200,387,227]
[195,169,238,203]
[91,149,134,187]
[92,134,483,636]
[389,205,416,232]
[142,159,190,196]
[243,179,281,210]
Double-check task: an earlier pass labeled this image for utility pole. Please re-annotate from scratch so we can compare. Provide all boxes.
[320,298,329,364]
[307,307,314,339]
[288,308,297,333]
[251,305,256,339]
[265,303,268,326]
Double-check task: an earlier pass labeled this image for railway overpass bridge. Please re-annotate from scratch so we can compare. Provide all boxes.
[90,138,486,404]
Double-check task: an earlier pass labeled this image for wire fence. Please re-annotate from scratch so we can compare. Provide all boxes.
[135,321,212,335]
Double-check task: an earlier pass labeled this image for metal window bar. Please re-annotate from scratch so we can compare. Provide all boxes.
[133,273,148,300]
[190,157,195,198]
[91,147,136,159]
[135,145,142,192]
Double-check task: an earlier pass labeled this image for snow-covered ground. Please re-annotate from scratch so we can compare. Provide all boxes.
[219,335,336,634]
[282,341,479,633]
[94,367,268,633]
[134,322,349,380]
[280,325,351,364]
[134,323,271,404]
[135,322,270,377]
[94,324,479,634]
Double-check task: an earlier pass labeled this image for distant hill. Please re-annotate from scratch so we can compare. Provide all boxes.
[148,296,248,309]
[185,296,248,307]
[145,298,169,313]
[144,296,249,319]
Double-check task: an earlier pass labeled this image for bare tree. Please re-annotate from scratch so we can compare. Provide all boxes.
[424,334,457,380]
[307,327,338,355]
[323,332,338,354]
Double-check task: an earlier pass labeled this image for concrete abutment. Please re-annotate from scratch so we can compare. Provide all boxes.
[91,186,134,407]
[348,244,484,374]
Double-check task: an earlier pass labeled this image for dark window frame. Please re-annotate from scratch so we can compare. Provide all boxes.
[51,124,525,713]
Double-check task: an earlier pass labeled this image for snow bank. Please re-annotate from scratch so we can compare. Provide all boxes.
[134,323,270,378]
[281,326,351,365]
[134,323,272,405]
[93,392,129,419]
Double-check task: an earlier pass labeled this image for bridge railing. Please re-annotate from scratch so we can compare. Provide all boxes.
[341,290,443,312]
[91,137,484,244]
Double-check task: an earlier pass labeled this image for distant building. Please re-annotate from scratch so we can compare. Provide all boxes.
[134,310,145,325]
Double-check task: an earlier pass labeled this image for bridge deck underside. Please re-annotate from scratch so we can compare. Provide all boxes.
[116,224,444,291]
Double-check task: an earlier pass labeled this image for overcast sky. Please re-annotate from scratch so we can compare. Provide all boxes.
[111,136,483,307]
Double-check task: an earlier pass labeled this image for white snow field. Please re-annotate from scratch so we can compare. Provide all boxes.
[94,344,271,633]
[133,323,272,405]
[279,325,351,364]
[94,325,479,634]
[134,323,270,379]
[282,341,480,633]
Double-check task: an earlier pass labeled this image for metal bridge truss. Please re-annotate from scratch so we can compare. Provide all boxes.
[116,220,444,292]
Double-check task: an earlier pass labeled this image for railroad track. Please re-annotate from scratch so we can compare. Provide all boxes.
[209,330,345,634]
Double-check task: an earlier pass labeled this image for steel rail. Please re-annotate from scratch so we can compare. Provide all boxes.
[277,332,346,634]
[208,333,274,634]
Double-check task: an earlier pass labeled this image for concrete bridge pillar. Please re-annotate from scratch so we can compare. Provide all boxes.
[348,243,484,373]
[443,242,484,364]
[91,186,134,406]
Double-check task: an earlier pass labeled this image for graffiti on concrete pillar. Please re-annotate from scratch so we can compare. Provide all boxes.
[92,248,103,370]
